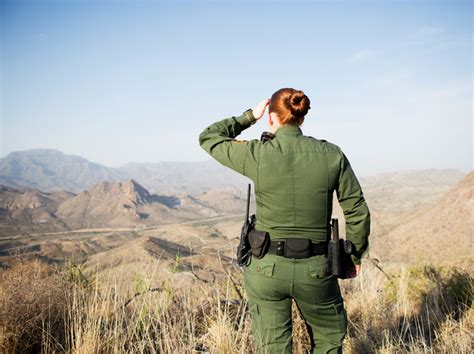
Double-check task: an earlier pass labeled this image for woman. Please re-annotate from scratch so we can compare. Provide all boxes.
[199,88,370,353]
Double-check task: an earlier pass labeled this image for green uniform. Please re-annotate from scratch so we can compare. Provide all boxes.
[199,109,370,353]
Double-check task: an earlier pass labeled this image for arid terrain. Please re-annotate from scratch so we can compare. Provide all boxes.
[0,152,470,273]
[0,149,472,353]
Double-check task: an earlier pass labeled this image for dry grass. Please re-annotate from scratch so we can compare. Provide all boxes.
[0,257,68,353]
[0,256,472,353]
[343,263,473,353]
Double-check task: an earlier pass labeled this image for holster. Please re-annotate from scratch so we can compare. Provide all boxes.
[329,239,356,279]
[248,229,270,259]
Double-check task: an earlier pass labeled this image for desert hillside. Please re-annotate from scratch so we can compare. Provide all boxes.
[55,179,186,229]
[360,168,466,213]
[371,171,473,270]
[0,184,72,235]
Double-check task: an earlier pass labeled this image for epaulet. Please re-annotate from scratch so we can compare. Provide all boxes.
[233,139,248,144]
[307,135,327,142]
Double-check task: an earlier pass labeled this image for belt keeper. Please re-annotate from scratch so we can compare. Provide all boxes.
[277,241,284,256]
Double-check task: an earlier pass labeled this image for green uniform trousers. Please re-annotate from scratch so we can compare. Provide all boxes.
[243,253,347,354]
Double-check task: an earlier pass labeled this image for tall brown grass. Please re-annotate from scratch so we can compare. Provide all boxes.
[0,256,472,353]
[0,257,67,353]
[342,264,472,353]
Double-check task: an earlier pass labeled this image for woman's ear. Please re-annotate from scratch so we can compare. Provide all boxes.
[269,111,278,126]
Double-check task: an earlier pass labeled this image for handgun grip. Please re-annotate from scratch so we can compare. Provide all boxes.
[343,240,354,255]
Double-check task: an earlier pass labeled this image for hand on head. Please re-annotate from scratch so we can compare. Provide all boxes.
[252,98,270,120]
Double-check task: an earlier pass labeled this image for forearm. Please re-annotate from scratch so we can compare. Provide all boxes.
[337,151,371,265]
[198,109,256,153]
[198,109,258,177]
[344,201,371,265]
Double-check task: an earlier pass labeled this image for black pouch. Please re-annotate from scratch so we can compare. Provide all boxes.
[248,229,270,259]
[340,240,356,279]
[284,238,311,259]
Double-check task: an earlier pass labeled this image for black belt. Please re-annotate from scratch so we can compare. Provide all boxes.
[267,238,328,259]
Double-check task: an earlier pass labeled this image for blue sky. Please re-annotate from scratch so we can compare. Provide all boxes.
[1,0,472,176]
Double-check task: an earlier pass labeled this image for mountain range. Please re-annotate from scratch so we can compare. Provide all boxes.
[0,148,468,233]
[0,149,249,194]
[0,148,471,271]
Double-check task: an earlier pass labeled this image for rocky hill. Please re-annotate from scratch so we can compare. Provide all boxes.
[0,184,73,235]
[0,179,247,235]
[55,180,178,229]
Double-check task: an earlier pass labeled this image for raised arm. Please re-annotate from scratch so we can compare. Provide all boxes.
[198,109,259,179]
[198,99,269,180]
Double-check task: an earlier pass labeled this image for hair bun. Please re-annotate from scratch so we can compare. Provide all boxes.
[288,90,310,117]
[269,87,311,125]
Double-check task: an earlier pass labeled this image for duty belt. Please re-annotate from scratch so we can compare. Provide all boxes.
[267,238,328,259]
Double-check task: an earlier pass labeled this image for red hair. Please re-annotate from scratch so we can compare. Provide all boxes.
[269,88,311,126]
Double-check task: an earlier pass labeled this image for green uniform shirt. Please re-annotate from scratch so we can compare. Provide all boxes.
[198,109,371,264]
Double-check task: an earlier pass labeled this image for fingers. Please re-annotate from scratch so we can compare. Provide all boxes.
[252,98,271,120]
[257,98,270,112]
[350,265,361,278]
[345,264,361,279]
[346,269,357,278]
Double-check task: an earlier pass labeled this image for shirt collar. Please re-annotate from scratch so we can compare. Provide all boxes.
[274,124,303,137]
